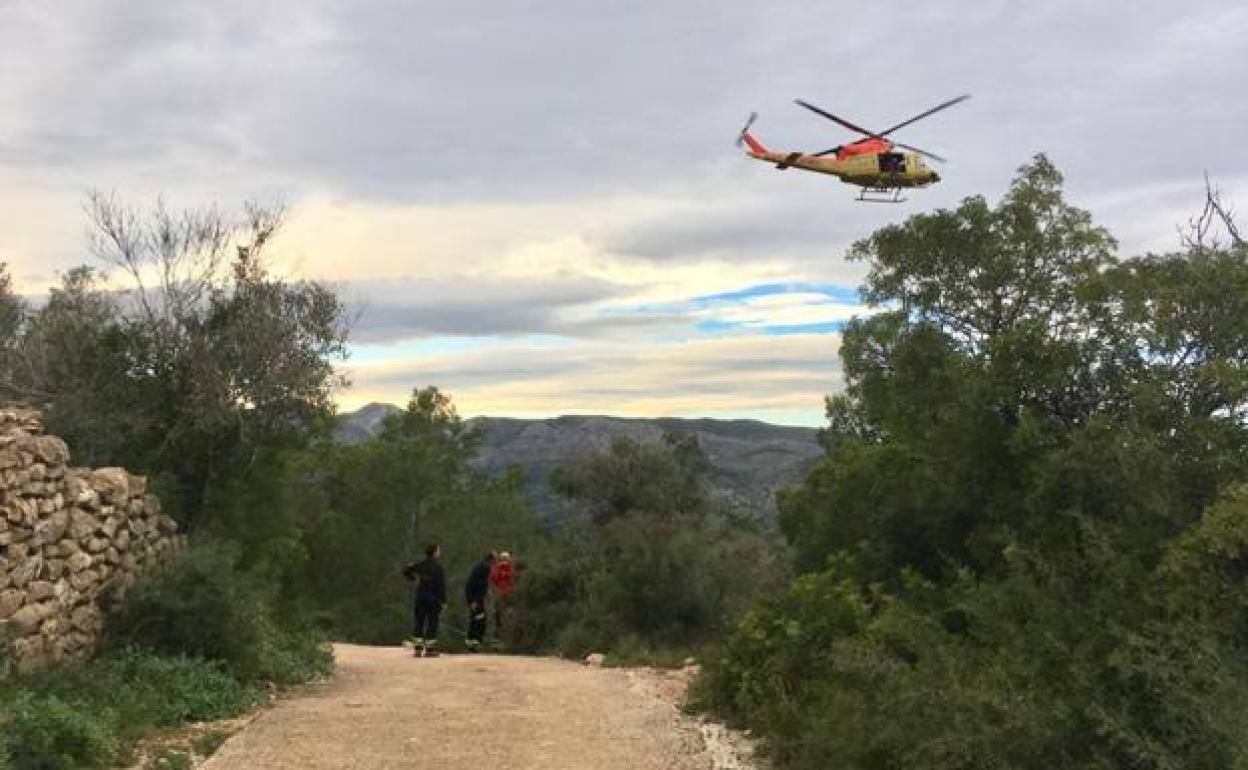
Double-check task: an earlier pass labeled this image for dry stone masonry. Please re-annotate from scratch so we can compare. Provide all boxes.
[0,407,182,671]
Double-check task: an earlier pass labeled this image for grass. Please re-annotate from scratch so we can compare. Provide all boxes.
[0,648,282,770]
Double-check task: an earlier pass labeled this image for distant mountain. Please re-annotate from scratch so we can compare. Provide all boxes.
[336,405,824,521]
[334,402,403,443]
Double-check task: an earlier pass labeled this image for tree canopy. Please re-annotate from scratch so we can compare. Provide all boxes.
[707,156,1248,769]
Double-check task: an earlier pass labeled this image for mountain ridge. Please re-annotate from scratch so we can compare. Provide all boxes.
[337,403,824,520]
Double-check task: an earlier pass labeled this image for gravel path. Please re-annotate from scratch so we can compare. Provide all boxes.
[199,644,733,770]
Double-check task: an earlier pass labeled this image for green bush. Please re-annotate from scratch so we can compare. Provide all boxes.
[97,649,262,727]
[505,512,787,658]
[701,544,1248,770]
[3,692,120,770]
[0,649,265,770]
[104,542,331,684]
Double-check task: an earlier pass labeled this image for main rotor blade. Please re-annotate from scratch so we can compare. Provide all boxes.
[793,99,879,138]
[813,146,843,157]
[894,141,947,164]
[878,94,970,138]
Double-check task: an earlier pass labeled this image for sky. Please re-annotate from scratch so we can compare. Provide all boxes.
[1,1,1245,426]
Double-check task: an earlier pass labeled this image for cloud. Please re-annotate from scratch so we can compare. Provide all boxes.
[1,0,1246,424]
[342,332,842,426]
[344,274,688,343]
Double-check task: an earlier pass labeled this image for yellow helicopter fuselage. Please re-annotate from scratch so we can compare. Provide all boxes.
[747,148,940,189]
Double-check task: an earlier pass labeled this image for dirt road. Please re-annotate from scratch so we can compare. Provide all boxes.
[200,644,750,770]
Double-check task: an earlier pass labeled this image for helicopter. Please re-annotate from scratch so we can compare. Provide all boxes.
[736,94,970,202]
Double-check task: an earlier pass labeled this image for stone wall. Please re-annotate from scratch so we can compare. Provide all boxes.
[0,407,182,671]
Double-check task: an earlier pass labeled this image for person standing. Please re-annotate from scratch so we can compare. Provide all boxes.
[403,544,447,658]
[489,551,517,638]
[464,552,495,652]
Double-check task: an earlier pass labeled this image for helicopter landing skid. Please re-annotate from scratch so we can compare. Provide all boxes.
[856,187,906,203]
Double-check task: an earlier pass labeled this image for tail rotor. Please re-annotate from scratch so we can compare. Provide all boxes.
[735,111,759,148]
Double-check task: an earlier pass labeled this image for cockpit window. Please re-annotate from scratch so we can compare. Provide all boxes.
[880,153,906,173]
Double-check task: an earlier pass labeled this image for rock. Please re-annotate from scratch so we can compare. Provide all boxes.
[69,569,99,592]
[90,468,130,505]
[45,509,69,542]
[13,635,48,672]
[71,605,98,632]
[70,508,97,539]
[11,554,41,587]
[65,472,99,508]
[66,551,93,573]
[127,474,147,496]
[585,653,606,667]
[0,444,19,470]
[27,581,54,601]
[40,616,62,637]
[0,588,23,619]
[9,603,43,635]
[53,538,80,557]
[8,524,32,544]
[5,498,33,525]
[30,436,69,466]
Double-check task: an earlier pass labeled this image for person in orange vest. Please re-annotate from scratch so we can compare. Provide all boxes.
[489,551,517,638]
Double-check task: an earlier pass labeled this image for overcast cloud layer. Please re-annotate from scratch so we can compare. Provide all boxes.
[2,1,1244,424]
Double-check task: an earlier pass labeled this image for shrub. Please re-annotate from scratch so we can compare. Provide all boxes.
[3,692,120,770]
[104,541,330,684]
[505,513,786,658]
[0,649,265,770]
[96,649,262,728]
[700,545,1248,770]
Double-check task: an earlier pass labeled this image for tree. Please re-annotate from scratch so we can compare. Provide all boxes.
[0,263,24,395]
[39,194,354,533]
[708,157,1248,769]
[506,429,786,656]
[549,431,709,523]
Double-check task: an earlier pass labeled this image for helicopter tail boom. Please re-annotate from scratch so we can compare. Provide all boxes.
[741,130,767,156]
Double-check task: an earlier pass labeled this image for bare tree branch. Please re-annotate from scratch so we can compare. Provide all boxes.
[1180,173,1244,250]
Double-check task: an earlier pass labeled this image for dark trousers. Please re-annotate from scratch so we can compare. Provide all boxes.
[413,600,441,645]
[466,599,487,646]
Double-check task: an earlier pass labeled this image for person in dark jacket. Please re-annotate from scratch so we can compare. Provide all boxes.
[464,552,495,651]
[402,543,447,657]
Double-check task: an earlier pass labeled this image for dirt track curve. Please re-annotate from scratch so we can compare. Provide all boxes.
[200,644,750,770]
